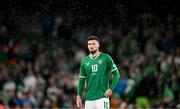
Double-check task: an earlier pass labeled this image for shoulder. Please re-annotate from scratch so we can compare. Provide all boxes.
[81,55,89,63]
[101,52,112,59]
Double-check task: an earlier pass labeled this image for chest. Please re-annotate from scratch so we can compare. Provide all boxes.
[84,58,108,75]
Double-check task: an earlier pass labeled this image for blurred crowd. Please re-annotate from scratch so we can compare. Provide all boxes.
[0,12,180,109]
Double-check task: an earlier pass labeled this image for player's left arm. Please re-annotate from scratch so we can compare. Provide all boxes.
[104,55,120,97]
[104,69,119,98]
[110,68,120,90]
[107,55,120,91]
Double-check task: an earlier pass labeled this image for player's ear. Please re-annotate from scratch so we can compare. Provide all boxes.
[97,42,100,48]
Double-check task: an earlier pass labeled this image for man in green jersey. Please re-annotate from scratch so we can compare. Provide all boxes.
[76,36,120,109]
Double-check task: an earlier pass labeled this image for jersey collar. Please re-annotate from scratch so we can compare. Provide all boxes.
[89,52,101,59]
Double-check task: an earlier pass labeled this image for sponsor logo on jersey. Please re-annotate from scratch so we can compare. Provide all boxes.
[98,60,102,64]
[86,62,90,66]
[91,73,96,76]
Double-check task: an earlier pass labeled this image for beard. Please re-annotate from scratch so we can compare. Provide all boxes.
[89,49,97,54]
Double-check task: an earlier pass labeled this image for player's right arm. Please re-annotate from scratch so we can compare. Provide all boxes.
[77,60,86,108]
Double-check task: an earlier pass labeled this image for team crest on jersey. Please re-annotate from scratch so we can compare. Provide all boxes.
[98,60,102,64]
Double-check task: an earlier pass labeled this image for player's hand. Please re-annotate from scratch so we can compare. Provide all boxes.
[104,89,113,98]
[76,95,83,108]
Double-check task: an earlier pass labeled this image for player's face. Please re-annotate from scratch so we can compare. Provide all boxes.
[88,40,100,54]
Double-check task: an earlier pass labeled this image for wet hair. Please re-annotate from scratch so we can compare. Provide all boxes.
[87,35,100,42]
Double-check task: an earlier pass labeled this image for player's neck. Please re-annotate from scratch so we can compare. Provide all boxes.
[90,51,100,58]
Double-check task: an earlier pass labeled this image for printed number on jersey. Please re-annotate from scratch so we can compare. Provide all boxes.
[91,64,98,72]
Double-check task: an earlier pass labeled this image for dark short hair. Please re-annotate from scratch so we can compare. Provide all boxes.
[87,35,100,42]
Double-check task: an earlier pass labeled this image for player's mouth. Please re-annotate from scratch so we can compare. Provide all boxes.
[90,47,94,50]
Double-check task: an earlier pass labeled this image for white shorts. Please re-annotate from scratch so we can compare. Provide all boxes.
[85,97,110,109]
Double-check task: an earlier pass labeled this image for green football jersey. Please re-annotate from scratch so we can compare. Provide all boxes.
[79,52,118,100]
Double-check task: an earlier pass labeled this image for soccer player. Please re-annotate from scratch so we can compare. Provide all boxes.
[76,36,120,109]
